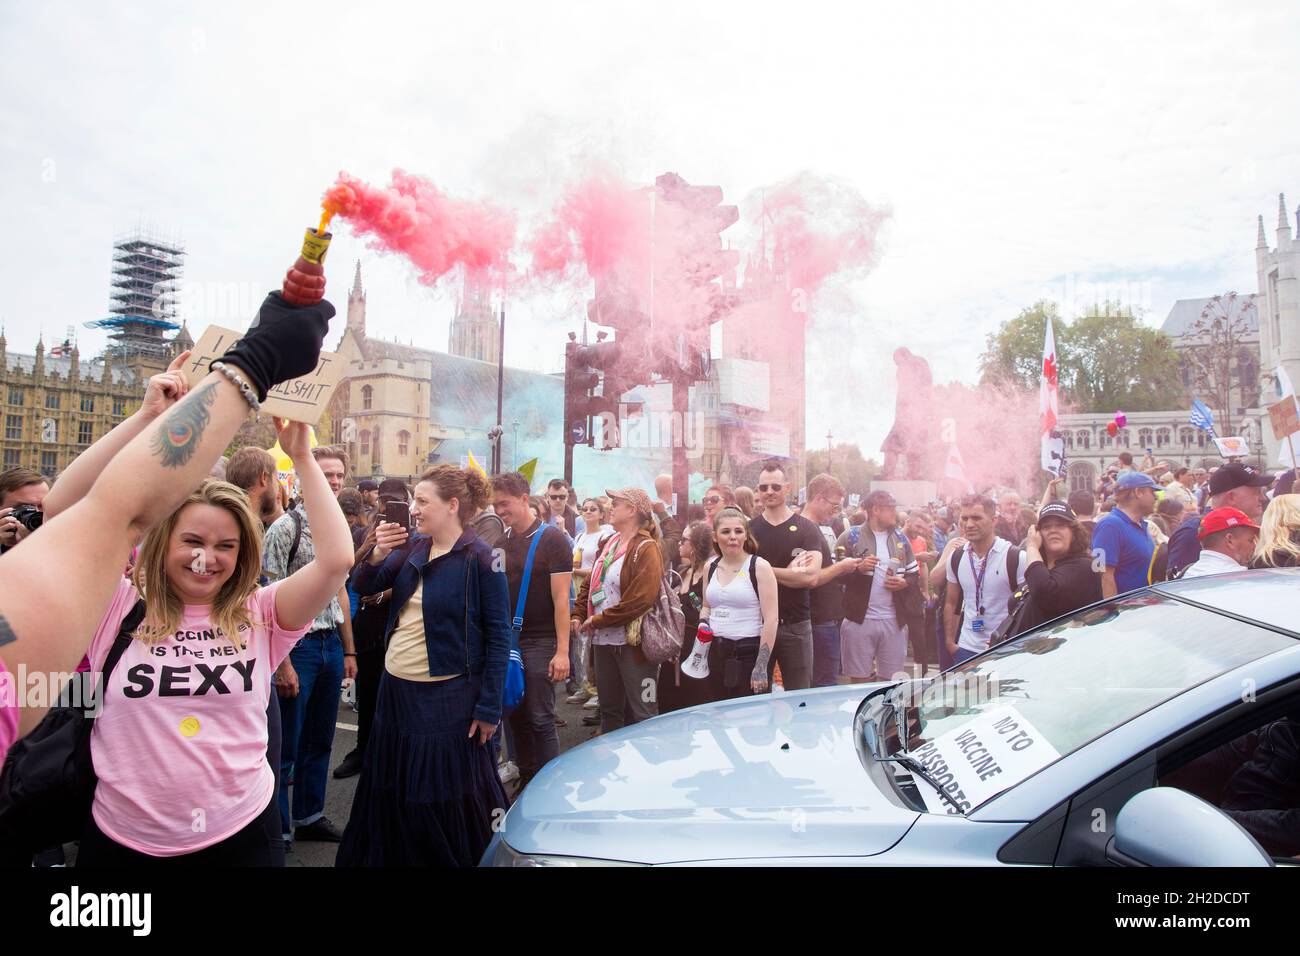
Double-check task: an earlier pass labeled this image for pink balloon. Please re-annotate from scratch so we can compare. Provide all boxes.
[1115,412,1127,428]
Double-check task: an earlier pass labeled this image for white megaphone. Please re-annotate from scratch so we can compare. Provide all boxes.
[681,623,713,680]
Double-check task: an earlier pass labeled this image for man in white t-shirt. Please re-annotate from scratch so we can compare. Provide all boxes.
[943,495,1026,665]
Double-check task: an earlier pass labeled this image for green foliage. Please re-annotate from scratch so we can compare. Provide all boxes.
[979,301,1186,413]
[805,443,881,497]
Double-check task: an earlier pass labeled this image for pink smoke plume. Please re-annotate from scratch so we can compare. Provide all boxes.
[528,172,647,281]
[932,381,1057,495]
[323,170,516,284]
[750,172,889,297]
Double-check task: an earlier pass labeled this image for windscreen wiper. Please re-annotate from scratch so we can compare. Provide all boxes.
[883,750,968,816]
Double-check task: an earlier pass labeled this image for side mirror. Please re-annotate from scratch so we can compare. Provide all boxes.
[1108,787,1272,867]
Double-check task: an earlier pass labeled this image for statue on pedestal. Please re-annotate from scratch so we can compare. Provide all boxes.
[881,347,938,480]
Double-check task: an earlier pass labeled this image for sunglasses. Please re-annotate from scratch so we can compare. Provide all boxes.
[703,496,721,506]
[757,483,783,493]
[547,494,567,501]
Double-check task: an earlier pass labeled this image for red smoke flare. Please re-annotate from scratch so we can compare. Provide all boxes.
[323,170,516,284]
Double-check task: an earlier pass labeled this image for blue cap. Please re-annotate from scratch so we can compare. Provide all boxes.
[1116,472,1159,491]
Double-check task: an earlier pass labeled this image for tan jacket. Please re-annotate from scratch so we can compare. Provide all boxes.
[572,526,664,631]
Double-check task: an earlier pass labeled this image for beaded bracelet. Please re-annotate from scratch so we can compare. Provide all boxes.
[210,361,261,415]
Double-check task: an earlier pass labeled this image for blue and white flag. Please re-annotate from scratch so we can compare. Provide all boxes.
[1189,399,1215,435]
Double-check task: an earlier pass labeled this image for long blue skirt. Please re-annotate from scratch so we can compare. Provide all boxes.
[336,671,507,867]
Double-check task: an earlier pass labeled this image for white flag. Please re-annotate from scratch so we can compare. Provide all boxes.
[943,443,974,494]
[1040,318,1065,476]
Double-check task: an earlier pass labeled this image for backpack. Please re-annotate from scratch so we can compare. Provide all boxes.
[626,540,685,665]
[705,555,760,596]
[949,542,1022,586]
[0,599,147,862]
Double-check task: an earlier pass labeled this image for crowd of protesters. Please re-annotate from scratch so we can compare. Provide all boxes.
[0,277,1297,867]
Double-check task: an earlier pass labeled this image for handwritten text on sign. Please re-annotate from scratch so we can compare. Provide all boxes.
[909,705,1062,815]
[183,325,341,425]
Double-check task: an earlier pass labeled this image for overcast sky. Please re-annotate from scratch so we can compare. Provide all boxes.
[2,1,1298,456]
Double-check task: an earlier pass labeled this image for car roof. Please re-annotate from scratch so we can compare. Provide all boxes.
[1151,567,1300,638]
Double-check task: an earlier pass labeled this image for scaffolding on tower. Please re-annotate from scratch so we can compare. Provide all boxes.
[85,227,185,360]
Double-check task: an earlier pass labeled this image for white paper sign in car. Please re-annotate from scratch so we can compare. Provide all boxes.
[909,705,1062,815]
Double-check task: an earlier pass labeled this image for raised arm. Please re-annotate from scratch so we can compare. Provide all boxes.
[42,350,192,522]
[0,290,332,739]
[272,421,355,631]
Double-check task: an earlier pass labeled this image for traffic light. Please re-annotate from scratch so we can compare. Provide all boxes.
[564,334,622,449]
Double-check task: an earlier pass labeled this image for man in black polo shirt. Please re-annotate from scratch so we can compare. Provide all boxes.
[747,461,822,691]
[492,472,572,788]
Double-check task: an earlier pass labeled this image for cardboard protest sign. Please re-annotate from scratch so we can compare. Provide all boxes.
[908,705,1062,816]
[1212,436,1250,458]
[183,325,341,425]
[1267,399,1300,441]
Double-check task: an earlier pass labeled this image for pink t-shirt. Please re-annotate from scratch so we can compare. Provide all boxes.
[87,577,308,856]
[0,658,17,765]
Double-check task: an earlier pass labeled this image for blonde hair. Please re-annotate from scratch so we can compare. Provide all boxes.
[131,479,265,649]
[1253,494,1300,568]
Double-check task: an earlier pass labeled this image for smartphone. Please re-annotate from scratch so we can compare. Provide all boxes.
[383,500,411,530]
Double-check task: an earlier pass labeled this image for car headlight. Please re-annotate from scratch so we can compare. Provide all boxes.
[488,838,644,867]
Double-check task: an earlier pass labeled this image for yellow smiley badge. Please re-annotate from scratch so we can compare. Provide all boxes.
[789,525,797,532]
[179,716,201,738]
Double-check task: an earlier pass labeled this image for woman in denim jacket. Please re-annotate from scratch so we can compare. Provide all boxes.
[337,465,510,867]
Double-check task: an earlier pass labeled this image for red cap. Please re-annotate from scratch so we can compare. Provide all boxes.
[1197,507,1260,540]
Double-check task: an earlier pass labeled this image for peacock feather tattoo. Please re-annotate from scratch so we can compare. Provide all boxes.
[151,382,217,468]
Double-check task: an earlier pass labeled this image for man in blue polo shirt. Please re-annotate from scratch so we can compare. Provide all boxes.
[1092,471,1158,597]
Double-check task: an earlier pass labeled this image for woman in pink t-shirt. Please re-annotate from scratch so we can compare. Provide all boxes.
[74,422,353,866]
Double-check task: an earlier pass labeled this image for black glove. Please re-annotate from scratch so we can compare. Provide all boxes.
[218,292,335,401]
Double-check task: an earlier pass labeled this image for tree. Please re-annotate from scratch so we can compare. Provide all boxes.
[805,443,881,498]
[1182,292,1259,439]
[225,417,276,458]
[979,301,1063,391]
[979,300,1184,413]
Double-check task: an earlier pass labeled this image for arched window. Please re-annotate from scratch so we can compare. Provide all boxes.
[1075,429,1090,449]
[1138,428,1153,448]
[398,430,410,456]
[359,429,371,456]
[1197,431,1206,447]
[362,385,373,411]
[1156,428,1171,448]
[1179,427,1195,446]
[1118,430,1131,447]
[1064,432,1074,449]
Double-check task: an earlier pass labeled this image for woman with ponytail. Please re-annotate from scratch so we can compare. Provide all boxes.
[338,465,511,867]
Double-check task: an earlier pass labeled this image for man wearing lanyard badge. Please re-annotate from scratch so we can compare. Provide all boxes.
[943,495,1026,665]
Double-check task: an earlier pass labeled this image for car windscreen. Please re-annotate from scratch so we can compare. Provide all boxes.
[896,592,1296,815]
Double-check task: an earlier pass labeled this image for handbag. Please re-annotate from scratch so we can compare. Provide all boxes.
[0,599,146,863]
[504,529,544,715]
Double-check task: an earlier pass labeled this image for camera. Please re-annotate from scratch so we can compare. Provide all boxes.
[11,504,42,533]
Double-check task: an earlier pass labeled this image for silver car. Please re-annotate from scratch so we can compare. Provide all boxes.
[484,568,1300,866]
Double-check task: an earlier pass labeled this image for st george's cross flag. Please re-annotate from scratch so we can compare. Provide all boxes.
[1040,318,1066,476]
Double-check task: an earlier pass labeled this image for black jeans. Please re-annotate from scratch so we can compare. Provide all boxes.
[705,636,761,704]
[78,795,281,867]
[508,637,559,786]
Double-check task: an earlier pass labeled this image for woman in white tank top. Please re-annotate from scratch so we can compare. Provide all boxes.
[697,508,779,703]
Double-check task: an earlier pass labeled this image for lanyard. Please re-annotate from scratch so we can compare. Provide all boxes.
[591,532,629,595]
[967,545,991,615]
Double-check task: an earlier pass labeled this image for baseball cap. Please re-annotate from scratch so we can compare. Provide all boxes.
[357,479,379,493]
[377,477,410,502]
[605,487,653,518]
[1115,472,1160,491]
[1197,507,1260,539]
[1037,501,1077,525]
[1208,462,1273,497]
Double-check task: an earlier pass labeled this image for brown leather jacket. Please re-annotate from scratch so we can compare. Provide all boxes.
[572,526,664,631]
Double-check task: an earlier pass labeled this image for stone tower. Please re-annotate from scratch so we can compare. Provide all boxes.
[448,270,498,364]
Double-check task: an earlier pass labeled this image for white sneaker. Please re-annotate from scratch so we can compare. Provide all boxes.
[498,761,520,784]
[583,695,600,710]
[565,689,592,705]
